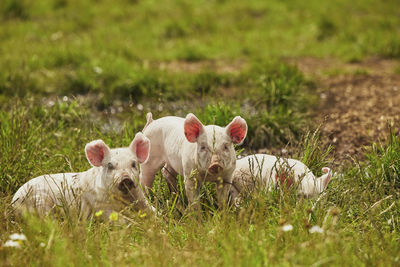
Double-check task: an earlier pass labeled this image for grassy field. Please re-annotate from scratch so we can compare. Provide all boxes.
[1,0,400,266]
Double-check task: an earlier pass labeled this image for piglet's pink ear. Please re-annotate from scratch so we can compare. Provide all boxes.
[85,140,111,167]
[130,132,150,164]
[184,113,204,143]
[226,116,248,145]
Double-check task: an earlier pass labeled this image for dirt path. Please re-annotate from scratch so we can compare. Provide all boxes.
[292,57,400,164]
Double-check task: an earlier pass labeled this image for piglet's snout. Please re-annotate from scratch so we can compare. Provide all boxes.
[208,163,223,175]
[118,176,136,194]
[208,155,224,175]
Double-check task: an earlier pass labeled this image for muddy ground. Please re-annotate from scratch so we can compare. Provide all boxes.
[293,57,400,166]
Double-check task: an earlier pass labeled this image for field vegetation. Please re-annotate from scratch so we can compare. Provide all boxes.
[0,0,399,265]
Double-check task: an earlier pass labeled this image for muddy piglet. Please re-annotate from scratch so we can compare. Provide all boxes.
[12,133,151,218]
[229,154,333,203]
[141,112,247,209]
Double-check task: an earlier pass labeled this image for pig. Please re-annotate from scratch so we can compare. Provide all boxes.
[229,154,333,203]
[12,132,151,218]
[141,112,247,209]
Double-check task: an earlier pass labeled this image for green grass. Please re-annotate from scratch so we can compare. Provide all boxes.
[0,0,399,102]
[1,0,400,265]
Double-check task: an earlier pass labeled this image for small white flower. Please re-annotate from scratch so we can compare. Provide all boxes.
[93,66,103,74]
[137,104,144,111]
[51,31,63,41]
[309,225,324,234]
[281,224,293,232]
[62,96,68,102]
[47,100,55,107]
[3,240,21,248]
[40,242,46,248]
[9,233,27,241]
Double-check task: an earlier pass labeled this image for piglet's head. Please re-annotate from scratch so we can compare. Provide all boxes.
[184,113,247,179]
[85,133,150,209]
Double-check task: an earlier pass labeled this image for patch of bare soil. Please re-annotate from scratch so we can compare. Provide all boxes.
[293,57,400,164]
[150,59,246,74]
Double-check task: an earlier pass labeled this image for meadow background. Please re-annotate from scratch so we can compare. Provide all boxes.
[1,0,400,265]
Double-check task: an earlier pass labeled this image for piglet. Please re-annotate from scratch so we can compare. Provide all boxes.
[141,112,247,209]
[229,154,333,202]
[12,133,151,218]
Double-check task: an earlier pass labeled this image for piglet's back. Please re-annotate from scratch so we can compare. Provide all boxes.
[142,116,186,167]
[12,172,79,213]
[233,154,315,189]
[143,116,185,141]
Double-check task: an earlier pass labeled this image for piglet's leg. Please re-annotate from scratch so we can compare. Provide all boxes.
[79,196,94,220]
[140,158,165,189]
[162,164,178,192]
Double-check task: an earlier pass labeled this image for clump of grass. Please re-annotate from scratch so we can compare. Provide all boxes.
[364,128,400,191]
[93,68,235,107]
[176,46,207,62]
[297,127,334,175]
[196,102,241,126]
[63,70,96,95]
[46,49,89,69]
[190,71,232,96]
[0,71,39,97]
[0,105,41,193]
[323,131,400,237]
[380,37,400,59]
[0,0,30,20]
[110,72,168,102]
[249,63,313,110]
[352,68,369,76]
[317,17,337,41]
[163,21,190,39]
[244,63,316,148]
[53,0,68,9]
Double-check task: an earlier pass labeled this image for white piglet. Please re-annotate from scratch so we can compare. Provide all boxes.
[141,112,247,209]
[230,154,333,202]
[12,133,151,218]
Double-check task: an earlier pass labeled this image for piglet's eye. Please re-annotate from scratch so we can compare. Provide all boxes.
[224,144,229,150]
[200,145,207,151]
[131,161,137,169]
[108,162,115,170]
